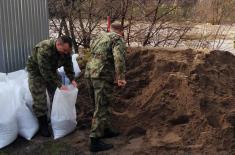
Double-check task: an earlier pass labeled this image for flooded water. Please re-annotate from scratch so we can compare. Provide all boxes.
[181,39,235,54]
[213,39,235,54]
[49,22,235,54]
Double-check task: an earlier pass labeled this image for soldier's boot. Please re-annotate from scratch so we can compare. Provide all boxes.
[89,138,113,152]
[37,115,51,137]
[102,128,120,138]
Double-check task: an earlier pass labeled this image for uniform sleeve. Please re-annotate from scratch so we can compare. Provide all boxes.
[64,55,75,82]
[112,39,126,80]
[37,49,62,88]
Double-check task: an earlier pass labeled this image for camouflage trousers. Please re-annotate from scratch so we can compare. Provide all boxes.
[87,78,115,138]
[28,75,56,117]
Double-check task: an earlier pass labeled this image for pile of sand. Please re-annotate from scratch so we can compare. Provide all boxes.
[99,47,235,154]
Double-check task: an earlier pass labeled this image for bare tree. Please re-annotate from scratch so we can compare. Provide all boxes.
[48,0,106,51]
[123,0,192,47]
[48,0,233,51]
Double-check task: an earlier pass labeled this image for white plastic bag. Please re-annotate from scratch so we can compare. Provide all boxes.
[57,54,81,85]
[0,82,18,149]
[51,85,78,139]
[72,54,81,77]
[58,67,70,85]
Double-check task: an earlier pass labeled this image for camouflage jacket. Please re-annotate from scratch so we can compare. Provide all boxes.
[85,32,126,80]
[27,39,75,88]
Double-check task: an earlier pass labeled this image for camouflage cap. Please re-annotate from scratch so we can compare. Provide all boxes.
[111,22,124,31]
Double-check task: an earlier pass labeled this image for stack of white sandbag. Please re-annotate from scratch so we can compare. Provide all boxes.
[0,56,80,148]
[7,70,39,141]
[0,70,38,148]
[0,70,39,149]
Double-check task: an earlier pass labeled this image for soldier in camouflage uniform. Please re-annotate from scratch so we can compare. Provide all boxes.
[27,36,78,137]
[85,23,127,152]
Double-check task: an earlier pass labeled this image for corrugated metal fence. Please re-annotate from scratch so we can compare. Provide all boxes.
[0,0,49,73]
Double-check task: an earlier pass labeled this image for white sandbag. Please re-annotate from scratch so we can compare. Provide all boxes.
[16,79,38,140]
[51,85,78,139]
[7,70,27,81]
[0,83,18,149]
[16,105,38,140]
[22,78,33,109]
[72,54,81,77]
[0,73,7,82]
[8,78,39,140]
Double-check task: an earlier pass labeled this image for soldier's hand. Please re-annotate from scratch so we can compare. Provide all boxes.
[60,85,68,91]
[117,80,127,87]
[72,80,78,88]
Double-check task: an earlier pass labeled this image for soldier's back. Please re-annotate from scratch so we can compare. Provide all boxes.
[85,32,123,80]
